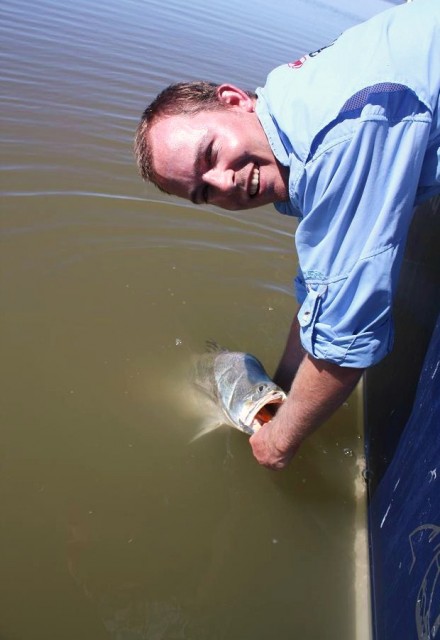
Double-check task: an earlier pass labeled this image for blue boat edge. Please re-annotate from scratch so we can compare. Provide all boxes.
[364,194,440,640]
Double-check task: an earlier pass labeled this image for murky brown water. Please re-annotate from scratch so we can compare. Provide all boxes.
[1,0,395,637]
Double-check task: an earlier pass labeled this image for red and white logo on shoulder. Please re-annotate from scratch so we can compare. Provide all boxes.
[288,41,336,70]
[288,56,308,69]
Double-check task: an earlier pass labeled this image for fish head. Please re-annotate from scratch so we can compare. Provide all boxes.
[195,346,286,436]
[236,382,286,434]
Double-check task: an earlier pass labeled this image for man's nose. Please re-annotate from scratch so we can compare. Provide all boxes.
[203,168,234,193]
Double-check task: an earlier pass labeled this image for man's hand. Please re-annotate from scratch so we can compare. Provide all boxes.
[249,421,299,470]
[249,349,364,470]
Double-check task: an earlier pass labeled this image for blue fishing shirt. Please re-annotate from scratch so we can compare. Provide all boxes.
[256,0,440,367]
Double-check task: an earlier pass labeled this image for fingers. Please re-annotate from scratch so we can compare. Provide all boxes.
[249,425,290,470]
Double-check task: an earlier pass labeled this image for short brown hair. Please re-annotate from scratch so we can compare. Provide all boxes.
[134,82,255,188]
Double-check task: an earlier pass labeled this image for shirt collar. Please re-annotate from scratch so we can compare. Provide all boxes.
[255,90,299,217]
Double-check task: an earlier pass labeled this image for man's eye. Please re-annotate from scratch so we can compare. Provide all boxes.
[206,142,213,167]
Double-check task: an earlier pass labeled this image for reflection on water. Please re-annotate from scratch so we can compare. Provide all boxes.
[1,0,392,637]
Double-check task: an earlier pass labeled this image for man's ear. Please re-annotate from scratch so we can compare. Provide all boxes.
[216,84,255,112]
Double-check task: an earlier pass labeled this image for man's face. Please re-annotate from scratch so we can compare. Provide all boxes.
[148,85,289,210]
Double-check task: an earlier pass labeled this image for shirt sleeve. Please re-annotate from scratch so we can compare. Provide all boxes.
[294,89,432,367]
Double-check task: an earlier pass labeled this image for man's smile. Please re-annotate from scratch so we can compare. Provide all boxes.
[249,165,260,197]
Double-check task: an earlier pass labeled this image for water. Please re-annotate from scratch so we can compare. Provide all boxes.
[1,0,395,638]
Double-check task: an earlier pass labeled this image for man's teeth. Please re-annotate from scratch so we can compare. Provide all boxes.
[249,167,260,196]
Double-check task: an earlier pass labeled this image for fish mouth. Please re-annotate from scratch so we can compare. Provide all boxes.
[240,390,286,434]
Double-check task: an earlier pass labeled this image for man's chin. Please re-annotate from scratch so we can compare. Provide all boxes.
[224,200,267,211]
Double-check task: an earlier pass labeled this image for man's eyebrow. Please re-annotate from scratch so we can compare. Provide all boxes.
[189,134,209,204]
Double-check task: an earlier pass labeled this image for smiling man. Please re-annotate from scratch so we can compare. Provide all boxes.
[137,83,289,210]
[134,0,440,469]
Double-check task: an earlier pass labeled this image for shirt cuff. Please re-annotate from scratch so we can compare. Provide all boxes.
[296,283,394,367]
[300,316,394,367]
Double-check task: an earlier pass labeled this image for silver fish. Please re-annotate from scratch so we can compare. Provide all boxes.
[192,341,286,435]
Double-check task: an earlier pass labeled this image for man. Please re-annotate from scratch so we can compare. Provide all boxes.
[134,0,440,469]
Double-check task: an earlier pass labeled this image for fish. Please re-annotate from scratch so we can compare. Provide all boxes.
[192,340,286,436]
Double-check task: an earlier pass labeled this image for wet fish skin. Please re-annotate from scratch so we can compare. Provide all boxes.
[192,342,286,435]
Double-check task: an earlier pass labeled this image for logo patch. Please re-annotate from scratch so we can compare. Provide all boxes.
[288,40,335,69]
[288,56,307,69]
